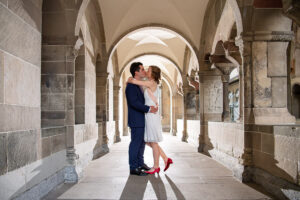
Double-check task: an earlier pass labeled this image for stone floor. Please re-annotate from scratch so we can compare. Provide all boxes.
[44,134,272,200]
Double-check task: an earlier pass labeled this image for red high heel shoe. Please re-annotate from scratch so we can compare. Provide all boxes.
[164,158,173,172]
[145,167,160,174]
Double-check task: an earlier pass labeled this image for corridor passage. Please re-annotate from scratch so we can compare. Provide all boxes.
[44,134,270,200]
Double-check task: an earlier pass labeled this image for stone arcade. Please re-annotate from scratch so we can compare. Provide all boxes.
[0,0,300,199]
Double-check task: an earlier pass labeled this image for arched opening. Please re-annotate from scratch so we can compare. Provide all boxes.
[106,26,199,146]
[118,54,183,140]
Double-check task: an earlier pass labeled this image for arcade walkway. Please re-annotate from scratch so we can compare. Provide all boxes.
[44,134,271,200]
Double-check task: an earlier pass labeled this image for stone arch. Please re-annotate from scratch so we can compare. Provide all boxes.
[211,0,243,54]
[119,53,183,80]
[108,25,199,61]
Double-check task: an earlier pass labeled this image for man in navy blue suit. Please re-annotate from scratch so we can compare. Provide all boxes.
[125,62,158,176]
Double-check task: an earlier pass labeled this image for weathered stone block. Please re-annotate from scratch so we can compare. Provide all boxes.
[67,94,74,110]
[66,125,75,148]
[274,125,300,138]
[4,50,40,107]
[253,9,292,31]
[0,133,7,175]
[244,131,252,149]
[75,55,85,71]
[75,71,85,89]
[258,125,273,133]
[42,126,66,138]
[67,75,74,93]
[42,13,70,44]
[0,51,3,103]
[42,111,65,120]
[252,42,271,108]
[67,62,75,74]
[41,75,67,93]
[74,124,84,144]
[252,132,261,150]
[65,110,75,125]
[51,133,65,153]
[253,108,295,124]
[267,42,288,77]
[42,45,69,62]
[8,0,42,32]
[0,4,41,66]
[274,135,299,161]
[272,77,287,108]
[75,89,85,105]
[261,133,274,155]
[42,137,51,158]
[7,130,37,171]
[41,119,65,128]
[47,94,66,110]
[75,106,85,124]
[0,105,40,132]
[42,61,67,74]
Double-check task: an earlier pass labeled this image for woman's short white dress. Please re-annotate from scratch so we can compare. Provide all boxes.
[144,88,163,142]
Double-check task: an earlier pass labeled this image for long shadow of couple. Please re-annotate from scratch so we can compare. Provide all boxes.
[119,174,185,200]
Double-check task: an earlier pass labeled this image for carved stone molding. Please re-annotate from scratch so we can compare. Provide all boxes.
[243,31,294,41]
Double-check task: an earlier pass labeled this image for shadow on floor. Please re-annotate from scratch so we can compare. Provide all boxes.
[119,174,185,200]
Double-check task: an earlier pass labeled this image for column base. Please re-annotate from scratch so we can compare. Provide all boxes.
[171,129,177,136]
[181,131,188,142]
[114,133,121,143]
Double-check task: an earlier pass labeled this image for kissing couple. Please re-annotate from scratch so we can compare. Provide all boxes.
[125,62,173,176]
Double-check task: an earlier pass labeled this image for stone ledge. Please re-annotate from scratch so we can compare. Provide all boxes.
[243,31,294,41]
[253,108,296,125]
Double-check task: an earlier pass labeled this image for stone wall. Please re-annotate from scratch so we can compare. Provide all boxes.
[0,0,58,199]
[246,124,300,199]
[203,122,246,180]
[203,75,223,122]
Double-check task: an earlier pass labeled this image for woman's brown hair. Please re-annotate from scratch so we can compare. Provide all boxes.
[150,65,161,84]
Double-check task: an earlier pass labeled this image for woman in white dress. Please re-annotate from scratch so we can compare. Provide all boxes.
[128,65,173,174]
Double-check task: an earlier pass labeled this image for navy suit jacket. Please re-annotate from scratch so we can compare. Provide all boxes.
[125,83,150,128]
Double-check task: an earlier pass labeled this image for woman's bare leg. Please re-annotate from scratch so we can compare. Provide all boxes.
[158,145,168,165]
[151,142,160,169]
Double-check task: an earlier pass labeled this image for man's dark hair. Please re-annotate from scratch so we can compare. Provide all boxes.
[130,62,143,77]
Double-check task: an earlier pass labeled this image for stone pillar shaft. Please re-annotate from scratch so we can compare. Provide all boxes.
[113,85,121,143]
[243,31,295,124]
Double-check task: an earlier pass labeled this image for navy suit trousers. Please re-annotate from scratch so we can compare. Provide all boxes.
[129,127,145,170]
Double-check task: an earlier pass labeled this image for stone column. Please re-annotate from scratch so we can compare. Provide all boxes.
[243,31,295,124]
[113,85,121,143]
[222,75,230,121]
[181,76,190,142]
[171,93,177,136]
[198,72,205,152]
[96,68,109,155]
[122,74,129,136]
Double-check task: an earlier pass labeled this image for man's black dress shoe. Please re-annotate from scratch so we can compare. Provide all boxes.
[130,168,148,176]
[140,164,151,171]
